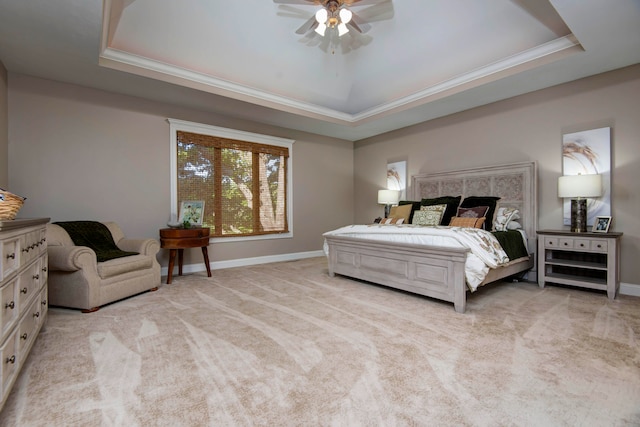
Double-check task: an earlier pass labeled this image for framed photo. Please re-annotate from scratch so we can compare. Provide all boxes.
[592,216,611,233]
[178,200,205,225]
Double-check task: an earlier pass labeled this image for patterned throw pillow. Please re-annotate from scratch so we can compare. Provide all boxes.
[457,206,489,218]
[380,217,405,224]
[494,207,520,231]
[412,209,442,226]
[449,216,486,228]
[413,204,447,226]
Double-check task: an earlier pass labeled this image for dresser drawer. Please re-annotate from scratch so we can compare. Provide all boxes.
[0,237,20,282]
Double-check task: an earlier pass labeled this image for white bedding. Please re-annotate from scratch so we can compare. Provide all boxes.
[323,224,511,291]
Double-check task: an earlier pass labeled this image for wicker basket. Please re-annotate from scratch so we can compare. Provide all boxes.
[0,189,26,220]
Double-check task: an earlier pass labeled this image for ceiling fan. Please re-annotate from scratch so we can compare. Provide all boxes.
[273,0,381,37]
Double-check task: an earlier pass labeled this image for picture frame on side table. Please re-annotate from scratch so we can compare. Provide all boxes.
[592,215,611,233]
[179,200,205,226]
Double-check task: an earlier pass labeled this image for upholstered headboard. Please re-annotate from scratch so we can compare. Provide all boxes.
[411,161,537,253]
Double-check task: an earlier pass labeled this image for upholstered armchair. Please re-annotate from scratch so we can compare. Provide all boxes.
[46,221,161,312]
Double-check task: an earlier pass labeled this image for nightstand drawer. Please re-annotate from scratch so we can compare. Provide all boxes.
[558,238,574,249]
[590,240,608,252]
[544,237,559,248]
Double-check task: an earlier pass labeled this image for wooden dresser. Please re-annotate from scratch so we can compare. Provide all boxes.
[0,218,49,410]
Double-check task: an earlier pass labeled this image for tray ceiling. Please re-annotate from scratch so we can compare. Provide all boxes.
[1,0,639,141]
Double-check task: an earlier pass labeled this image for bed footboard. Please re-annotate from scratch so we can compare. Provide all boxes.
[325,235,469,313]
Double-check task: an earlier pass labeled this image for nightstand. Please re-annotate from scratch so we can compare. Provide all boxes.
[537,229,622,299]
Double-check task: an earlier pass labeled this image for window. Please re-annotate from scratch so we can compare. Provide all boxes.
[169,119,294,240]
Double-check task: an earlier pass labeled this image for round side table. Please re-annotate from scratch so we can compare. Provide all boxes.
[159,227,212,284]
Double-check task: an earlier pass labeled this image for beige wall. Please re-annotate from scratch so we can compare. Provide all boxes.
[355,64,640,287]
[0,61,7,188]
[8,75,354,265]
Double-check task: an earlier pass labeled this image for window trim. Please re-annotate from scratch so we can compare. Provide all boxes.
[168,118,295,243]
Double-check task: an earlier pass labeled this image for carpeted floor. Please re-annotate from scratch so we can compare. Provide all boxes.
[1,257,639,426]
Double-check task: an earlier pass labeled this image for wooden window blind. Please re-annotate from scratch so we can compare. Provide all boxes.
[177,131,289,237]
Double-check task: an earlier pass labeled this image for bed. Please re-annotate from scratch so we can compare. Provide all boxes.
[323,161,537,313]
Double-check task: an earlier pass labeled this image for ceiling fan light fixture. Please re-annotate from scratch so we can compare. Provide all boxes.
[315,8,328,25]
[339,8,352,24]
[315,23,327,36]
[337,22,349,36]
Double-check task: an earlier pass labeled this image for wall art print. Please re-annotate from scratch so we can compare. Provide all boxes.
[387,160,406,200]
[562,127,611,226]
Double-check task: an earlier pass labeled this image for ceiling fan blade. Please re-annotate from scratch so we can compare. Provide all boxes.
[348,11,371,33]
[295,16,318,34]
[344,0,382,6]
[273,0,319,4]
[346,20,363,33]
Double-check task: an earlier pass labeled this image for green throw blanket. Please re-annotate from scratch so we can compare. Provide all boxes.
[54,221,138,262]
[491,230,530,261]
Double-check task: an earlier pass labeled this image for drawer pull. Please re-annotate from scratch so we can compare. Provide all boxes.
[597,244,602,248]
[42,299,47,306]
[5,301,15,309]
[42,267,48,273]
[21,287,28,294]
[548,241,554,246]
[5,355,16,364]
[33,311,40,318]
[579,243,585,247]
[21,333,28,340]
[33,274,39,280]
[563,242,569,246]
[6,252,15,259]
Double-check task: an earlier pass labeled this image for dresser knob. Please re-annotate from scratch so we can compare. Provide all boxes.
[563,242,568,246]
[33,311,40,318]
[5,355,16,364]
[597,244,602,248]
[21,333,28,340]
[33,274,39,280]
[5,301,15,309]
[21,287,28,294]
[6,252,15,259]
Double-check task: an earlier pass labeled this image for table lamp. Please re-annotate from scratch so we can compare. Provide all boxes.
[378,189,400,218]
[558,173,602,232]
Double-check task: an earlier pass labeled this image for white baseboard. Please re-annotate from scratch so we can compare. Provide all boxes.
[161,250,325,277]
[620,282,640,297]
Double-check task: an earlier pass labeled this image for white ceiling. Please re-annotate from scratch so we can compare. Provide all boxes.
[0,0,639,141]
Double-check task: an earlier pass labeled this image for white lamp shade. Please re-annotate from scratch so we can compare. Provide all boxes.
[378,189,400,205]
[558,174,603,198]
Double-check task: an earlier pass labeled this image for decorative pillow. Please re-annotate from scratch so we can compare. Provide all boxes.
[457,206,489,219]
[449,216,486,228]
[459,196,500,231]
[412,210,442,226]
[420,196,461,226]
[388,204,413,224]
[412,204,446,226]
[398,200,422,223]
[506,221,523,230]
[494,207,520,231]
[380,217,404,224]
